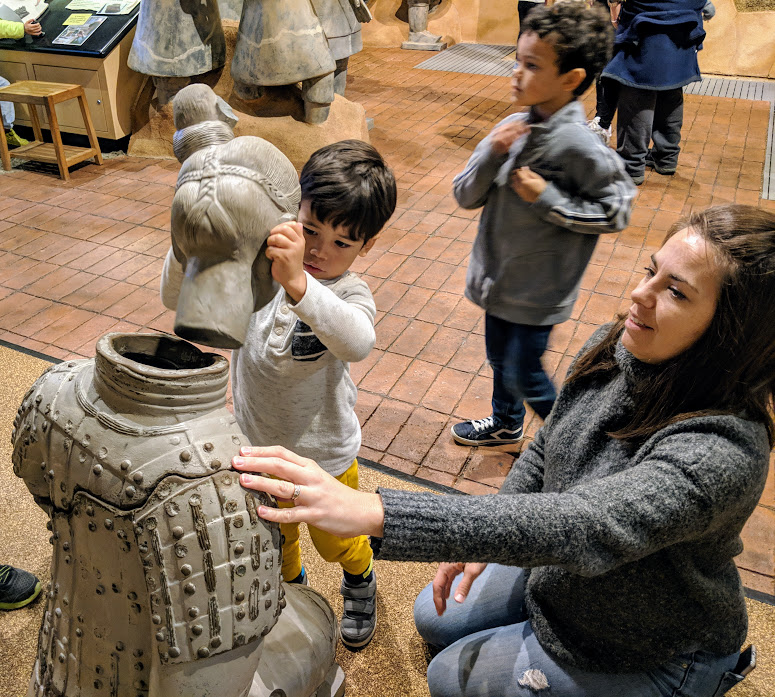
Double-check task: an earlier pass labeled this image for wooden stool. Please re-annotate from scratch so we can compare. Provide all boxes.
[0,81,103,181]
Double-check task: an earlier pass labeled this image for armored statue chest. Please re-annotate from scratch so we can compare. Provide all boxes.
[13,334,282,697]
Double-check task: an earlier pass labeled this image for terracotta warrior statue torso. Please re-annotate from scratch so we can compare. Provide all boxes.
[13,334,343,697]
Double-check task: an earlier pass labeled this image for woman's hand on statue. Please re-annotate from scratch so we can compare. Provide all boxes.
[266,221,307,302]
[234,446,386,539]
[490,121,530,156]
[432,562,488,616]
[24,20,42,35]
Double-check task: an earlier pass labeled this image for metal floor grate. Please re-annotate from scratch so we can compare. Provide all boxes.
[766,101,775,200]
[414,43,515,76]
[416,47,775,199]
[684,76,775,101]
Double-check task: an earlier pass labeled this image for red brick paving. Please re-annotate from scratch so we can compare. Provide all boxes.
[1,48,774,591]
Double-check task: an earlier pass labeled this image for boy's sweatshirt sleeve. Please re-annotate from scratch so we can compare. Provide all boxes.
[291,273,376,363]
[531,133,636,235]
[160,246,184,311]
[0,20,25,40]
[452,117,522,210]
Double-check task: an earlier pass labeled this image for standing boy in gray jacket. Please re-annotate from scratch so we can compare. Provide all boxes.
[451,2,636,447]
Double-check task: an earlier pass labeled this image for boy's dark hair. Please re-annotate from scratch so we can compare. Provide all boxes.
[523,2,614,96]
[568,204,775,447]
[299,139,397,243]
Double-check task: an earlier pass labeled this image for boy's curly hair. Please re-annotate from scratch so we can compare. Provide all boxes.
[522,1,614,96]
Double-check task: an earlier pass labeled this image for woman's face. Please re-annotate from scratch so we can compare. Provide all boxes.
[622,228,724,364]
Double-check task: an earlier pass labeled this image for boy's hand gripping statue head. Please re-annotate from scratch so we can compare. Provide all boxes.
[169,85,301,349]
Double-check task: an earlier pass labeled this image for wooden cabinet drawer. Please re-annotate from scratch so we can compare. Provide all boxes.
[30,64,107,133]
[0,60,30,83]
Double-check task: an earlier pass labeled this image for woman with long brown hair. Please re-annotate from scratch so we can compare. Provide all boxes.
[235,204,775,697]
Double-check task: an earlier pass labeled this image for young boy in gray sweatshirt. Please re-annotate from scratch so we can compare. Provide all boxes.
[451,2,636,448]
[162,140,396,650]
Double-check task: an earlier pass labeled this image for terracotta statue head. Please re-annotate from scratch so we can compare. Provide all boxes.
[170,87,301,348]
[172,83,238,164]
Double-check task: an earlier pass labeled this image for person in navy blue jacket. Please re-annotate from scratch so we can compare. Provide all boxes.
[601,0,714,184]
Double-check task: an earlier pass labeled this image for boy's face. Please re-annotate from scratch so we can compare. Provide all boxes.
[298,199,376,281]
[511,32,580,116]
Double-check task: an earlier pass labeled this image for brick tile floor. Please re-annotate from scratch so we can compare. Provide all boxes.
[1,47,774,501]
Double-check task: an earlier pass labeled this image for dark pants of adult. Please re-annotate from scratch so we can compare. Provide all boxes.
[486,314,556,429]
[616,85,683,178]
[517,1,541,37]
[595,76,620,130]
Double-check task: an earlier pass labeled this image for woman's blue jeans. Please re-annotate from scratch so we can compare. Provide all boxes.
[413,564,745,697]
[485,315,556,429]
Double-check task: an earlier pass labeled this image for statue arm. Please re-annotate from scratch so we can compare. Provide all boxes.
[11,367,61,502]
[160,246,185,311]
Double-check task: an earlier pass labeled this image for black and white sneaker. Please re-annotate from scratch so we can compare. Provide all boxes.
[339,571,377,651]
[451,416,523,446]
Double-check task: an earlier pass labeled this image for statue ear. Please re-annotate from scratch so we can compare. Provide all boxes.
[215,97,238,128]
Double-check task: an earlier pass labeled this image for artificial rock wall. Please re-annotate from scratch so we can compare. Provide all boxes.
[700,0,775,78]
[363,0,518,49]
[364,0,775,79]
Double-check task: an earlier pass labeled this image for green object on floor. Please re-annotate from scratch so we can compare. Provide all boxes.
[5,128,29,148]
[0,564,41,610]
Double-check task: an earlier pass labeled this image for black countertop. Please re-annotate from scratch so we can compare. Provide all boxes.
[0,0,138,58]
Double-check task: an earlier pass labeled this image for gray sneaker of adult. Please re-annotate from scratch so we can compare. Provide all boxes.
[451,415,523,446]
[339,572,377,651]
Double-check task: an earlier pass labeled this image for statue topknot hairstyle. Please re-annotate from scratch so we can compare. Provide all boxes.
[522,1,615,96]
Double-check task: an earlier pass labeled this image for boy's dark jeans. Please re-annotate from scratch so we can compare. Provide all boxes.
[485,314,556,429]
[616,85,684,178]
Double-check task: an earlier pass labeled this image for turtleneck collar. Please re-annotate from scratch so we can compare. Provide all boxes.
[614,337,662,385]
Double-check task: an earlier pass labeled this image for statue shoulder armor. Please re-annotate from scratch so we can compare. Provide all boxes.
[13,361,85,500]
[15,358,253,510]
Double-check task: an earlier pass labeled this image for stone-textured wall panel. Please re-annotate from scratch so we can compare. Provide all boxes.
[362,0,775,80]
[687,0,775,78]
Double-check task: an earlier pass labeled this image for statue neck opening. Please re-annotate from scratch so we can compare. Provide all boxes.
[93,333,229,416]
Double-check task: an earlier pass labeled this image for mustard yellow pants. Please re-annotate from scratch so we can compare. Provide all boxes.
[279,459,373,581]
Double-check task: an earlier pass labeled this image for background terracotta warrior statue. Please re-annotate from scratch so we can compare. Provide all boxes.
[128,0,371,123]
[128,0,226,106]
[217,0,242,21]
[399,0,446,51]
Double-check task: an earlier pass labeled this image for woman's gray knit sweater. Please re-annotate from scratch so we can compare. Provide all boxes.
[372,340,769,672]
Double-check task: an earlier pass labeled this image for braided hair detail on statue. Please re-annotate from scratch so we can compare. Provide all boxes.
[168,84,301,347]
